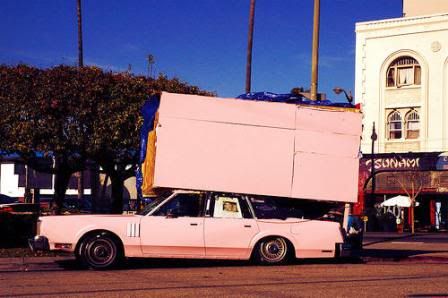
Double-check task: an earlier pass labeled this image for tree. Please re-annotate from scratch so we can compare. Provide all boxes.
[0,65,107,213]
[397,171,424,234]
[87,72,148,213]
[0,65,214,214]
[89,73,214,213]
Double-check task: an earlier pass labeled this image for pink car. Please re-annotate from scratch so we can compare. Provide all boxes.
[29,190,348,270]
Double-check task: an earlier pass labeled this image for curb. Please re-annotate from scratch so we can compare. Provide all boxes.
[360,254,448,263]
[406,255,448,263]
[1,255,448,267]
[0,256,74,265]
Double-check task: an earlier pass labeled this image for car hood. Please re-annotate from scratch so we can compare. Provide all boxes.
[39,214,140,221]
[36,214,144,246]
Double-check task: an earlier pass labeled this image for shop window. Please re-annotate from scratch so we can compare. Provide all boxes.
[387,111,402,140]
[386,56,421,88]
[405,110,420,139]
[386,175,396,186]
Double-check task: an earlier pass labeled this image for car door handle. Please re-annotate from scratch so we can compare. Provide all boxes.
[244,225,252,228]
[190,223,198,226]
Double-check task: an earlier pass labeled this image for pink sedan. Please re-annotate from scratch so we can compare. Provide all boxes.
[29,190,348,270]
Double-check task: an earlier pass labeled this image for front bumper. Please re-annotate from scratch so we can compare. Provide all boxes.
[28,235,50,252]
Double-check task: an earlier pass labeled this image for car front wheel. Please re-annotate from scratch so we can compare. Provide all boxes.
[80,232,122,270]
[255,237,290,265]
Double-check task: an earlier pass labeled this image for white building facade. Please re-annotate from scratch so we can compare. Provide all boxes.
[356,11,448,154]
[355,1,448,231]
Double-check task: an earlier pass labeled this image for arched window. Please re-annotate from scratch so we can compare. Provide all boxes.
[386,56,421,87]
[388,111,402,139]
[406,110,420,139]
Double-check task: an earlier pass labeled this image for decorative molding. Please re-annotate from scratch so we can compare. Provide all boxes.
[431,41,442,52]
[357,13,448,33]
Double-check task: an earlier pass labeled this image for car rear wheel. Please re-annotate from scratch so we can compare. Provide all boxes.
[80,232,122,270]
[255,237,290,265]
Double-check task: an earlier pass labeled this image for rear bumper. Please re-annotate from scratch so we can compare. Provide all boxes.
[28,235,49,252]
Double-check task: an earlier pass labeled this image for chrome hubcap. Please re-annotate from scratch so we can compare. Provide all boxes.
[85,237,115,267]
[260,238,287,263]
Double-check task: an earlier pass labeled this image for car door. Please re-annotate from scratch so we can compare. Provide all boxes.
[140,193,205,257]
[204,193,259,259]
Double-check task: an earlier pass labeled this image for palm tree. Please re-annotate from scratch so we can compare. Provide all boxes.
[245,0,256,93]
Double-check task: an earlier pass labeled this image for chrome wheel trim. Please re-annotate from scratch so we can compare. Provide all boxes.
[260,238,288,263]
[85,237,116,268]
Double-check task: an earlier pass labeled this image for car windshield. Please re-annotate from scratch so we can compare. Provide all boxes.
[137,196,167,215]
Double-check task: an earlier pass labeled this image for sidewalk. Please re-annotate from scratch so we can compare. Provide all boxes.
[360,231,448,263]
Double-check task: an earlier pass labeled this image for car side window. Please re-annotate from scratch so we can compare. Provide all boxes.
[153,194,203,217]
[211,194,252,219]
[249,196,304,220]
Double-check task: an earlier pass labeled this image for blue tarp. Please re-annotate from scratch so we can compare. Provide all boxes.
[136,95,160,200]
[237,91,354,108]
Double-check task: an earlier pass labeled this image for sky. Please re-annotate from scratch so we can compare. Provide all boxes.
[0,0,403,101]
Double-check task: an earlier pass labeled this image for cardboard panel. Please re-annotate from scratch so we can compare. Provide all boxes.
[147,93,363,203]
[295,106,362,136]
[294,130,360,158]
[159,92,296,129]
[291,153,359,203]
[153,117,295,197]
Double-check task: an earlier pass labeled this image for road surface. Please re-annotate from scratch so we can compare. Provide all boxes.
[2,259,448,297]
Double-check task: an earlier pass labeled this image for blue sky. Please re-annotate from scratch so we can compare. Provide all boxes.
[1,0,402,100]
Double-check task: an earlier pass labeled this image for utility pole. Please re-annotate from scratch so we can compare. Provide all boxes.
[245,0,256,94]
[77,0,84,200]
[77,0,83,67]
[147,54,155,78]
[310,0,320,101]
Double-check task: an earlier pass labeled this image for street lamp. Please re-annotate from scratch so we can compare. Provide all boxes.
[333,87,353,105]
[371,122,377,194]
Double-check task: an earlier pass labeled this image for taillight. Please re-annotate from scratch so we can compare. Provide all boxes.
[0,206,13,213]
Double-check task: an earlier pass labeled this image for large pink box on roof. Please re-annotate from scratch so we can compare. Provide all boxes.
[150,92,362,203]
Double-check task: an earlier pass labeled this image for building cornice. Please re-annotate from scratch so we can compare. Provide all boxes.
[356,13,448,33]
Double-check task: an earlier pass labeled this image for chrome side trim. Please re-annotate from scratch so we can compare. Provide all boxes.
[127,223,140,237]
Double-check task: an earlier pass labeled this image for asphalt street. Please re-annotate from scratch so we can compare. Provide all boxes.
[2,260,448,297]
[1,232,448,297]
